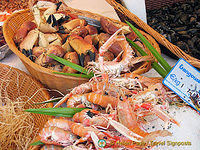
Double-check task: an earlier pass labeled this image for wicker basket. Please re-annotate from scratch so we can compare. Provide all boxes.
[106,0,200,69]
[0,63,52,150]
[3,3,161,94]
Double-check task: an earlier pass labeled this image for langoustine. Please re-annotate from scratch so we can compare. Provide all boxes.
[40,75,182,149]
[88,28,153,77]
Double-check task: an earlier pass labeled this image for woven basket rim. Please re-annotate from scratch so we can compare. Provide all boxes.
[0,62,52,105]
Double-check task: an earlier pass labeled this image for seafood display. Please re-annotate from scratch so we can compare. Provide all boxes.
[147,0,200,59]
[1,0,200,149]
[13,1,153,76]
[36,73,183,149]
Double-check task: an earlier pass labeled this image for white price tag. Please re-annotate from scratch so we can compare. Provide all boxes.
[163,58,200,113]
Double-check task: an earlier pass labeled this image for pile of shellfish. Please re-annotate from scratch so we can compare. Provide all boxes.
[14,1,152,76]
[38,73,182,150]
[147,0,200,59]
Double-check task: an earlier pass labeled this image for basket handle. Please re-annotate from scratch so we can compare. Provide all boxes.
[106,0,200,68]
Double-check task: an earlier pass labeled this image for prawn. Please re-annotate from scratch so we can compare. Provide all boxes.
[54,76,135,108]
[39,126,76,146]
[86,93,119,108]
[66,94,90,108]
[73,109,117,128]
[88,28,153,76]
[54,81,94,107]
[40,144,63,150]
[117,99,172,142]
[44,118,74,131]
[123,73,162,88]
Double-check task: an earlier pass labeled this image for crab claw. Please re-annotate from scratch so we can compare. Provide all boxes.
[46,14,52,24]
[52,14,58,27]
[46,14,60,27]
[55,2,62,11]
[61,19,86,33]
[57,30,68,34]
[20,29,39,52]
[78,51,96,67]
[68,34,96,67]
[57,16,70,25]
[78,53,86,67]
[88,50,95,62]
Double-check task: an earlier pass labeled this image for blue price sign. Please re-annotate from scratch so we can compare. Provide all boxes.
[163,58,200,113]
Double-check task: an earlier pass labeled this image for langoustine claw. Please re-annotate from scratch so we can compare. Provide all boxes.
[98,33,123,57]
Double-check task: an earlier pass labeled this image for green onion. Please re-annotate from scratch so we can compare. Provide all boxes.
[53,72,93,79]
[127,38,168,78]
[125,20,172,73]
[25,107,86,117]
[30,140,44,146]
[48,54,94,77]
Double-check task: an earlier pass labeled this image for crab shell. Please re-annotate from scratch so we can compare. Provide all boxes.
[61,19,86,33]
[62,52,80,73]
[14,21,37,44]
[32,46,46,57]
[19,29,39,51]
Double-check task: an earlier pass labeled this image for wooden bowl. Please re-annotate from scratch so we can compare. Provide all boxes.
[0,63,52,149]
[3,7,161,94]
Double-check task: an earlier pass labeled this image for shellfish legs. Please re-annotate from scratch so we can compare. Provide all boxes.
[88,28,153,76]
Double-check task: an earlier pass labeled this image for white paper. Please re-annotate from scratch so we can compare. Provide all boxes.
[121,0,147,23]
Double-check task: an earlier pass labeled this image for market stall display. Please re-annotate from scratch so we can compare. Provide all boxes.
[3,0,161,93]
[26,73,200,150]
[0,0,199,150]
